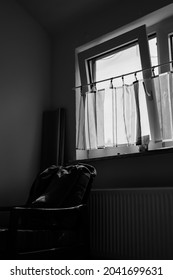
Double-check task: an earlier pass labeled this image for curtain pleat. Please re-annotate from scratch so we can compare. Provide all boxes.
[116,86,127,145]
[96,89,105,148]
[138,80,151,140]
[123,84,137,145]
[76,94,85,149]
[103,88,113,146]
[112,87,117,146]
[133,81,142,145]
[158,73,173,140]
[152,72,173,141]
[122,84,136,145]
[85,92,97,149]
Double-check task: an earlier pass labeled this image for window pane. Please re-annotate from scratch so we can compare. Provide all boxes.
[169,34,173,70]
[94,38,158,146]
[149,36,158,75]
[95,43,142,89]
[95,37,158,89]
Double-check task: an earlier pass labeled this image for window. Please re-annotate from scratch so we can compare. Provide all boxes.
[88,36,158,147]
[76,10,173,160]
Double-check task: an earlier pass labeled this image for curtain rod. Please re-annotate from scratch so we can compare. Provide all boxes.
[73,60,173,90]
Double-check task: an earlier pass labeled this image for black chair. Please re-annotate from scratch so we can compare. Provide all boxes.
[0,163,96,259]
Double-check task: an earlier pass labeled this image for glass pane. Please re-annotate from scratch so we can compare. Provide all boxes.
[95,37,158,89]
[95,43,142,89]
[169,34,173,70]
[94,38,158,146]
[149,36,158,75]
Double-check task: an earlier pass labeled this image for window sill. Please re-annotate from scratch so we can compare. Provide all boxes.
[74,141,173,163]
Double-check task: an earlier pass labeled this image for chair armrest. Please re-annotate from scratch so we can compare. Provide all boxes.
[12,204,85,211]
[9,204,86,230]
[0,205,26,211]
[0,206,13,211]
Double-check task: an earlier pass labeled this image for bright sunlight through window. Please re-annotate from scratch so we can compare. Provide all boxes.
[94,37,158,146]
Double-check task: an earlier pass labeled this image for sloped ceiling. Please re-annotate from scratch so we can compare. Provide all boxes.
[16,0,173,34]
[16,0,118,33]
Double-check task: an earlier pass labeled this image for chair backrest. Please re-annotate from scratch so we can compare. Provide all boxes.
[27,163,96,208]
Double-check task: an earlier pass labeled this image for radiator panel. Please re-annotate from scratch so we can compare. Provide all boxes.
[88,188,173,259]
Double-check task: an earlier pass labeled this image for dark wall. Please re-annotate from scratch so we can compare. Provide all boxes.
[0,0,51,206]
[52,1,173,189]
[88,151,173,188]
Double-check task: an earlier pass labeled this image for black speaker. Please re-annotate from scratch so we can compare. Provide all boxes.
[41,108,65,170]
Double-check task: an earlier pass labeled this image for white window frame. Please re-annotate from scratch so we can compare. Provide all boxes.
[75,5,173,160]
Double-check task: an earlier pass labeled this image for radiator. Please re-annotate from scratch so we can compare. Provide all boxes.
[88,187,173,259]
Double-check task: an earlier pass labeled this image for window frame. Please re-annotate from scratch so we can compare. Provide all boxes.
[76,12,173,161]
[168,33,173,70]
[78,25,152,90]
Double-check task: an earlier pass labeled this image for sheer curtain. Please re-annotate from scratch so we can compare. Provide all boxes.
[152,72,173,141]
[76,80,150,150]
[76,72,173,151]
